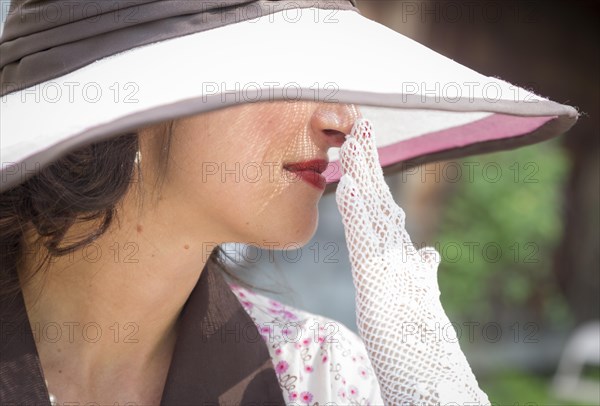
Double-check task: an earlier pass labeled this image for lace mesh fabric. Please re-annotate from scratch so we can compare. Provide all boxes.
[335,119,491,405]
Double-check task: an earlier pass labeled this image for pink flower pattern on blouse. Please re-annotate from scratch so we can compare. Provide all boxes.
[228,283,385,406]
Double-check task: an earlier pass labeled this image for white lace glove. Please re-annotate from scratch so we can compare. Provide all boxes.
[335,119,491,405]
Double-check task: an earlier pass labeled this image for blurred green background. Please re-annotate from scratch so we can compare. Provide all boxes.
[437,140,570,326]
[434,140,585,404]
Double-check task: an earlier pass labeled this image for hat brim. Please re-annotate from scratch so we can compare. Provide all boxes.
[0,8,579,194]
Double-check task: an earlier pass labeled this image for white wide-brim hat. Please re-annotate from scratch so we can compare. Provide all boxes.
[0,0,579,194]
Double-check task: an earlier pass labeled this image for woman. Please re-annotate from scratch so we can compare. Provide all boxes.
[1,0,578,405]
[4,101,383,405]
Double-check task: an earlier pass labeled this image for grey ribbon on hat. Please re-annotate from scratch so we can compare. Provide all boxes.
[0,0,358,97]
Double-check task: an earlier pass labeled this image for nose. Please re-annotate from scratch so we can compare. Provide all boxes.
[310,102,362,149]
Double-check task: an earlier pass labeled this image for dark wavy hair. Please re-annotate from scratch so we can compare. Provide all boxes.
[0,121,261,311]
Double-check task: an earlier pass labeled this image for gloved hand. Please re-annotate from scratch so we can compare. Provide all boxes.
[335,118,491,405]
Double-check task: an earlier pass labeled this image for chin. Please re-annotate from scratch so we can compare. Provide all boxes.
[264,219,318,250]
[245,191,320,248]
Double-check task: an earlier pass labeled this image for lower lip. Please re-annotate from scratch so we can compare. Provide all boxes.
[285,169,326,191]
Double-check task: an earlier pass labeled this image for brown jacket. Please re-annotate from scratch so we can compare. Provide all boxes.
[0,265,286,405]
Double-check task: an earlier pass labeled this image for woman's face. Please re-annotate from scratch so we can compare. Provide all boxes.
[139,101,361,251]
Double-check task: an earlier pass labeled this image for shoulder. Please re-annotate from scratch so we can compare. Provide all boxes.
[228,283,385,406]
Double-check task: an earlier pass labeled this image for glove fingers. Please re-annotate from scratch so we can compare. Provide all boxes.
[336,174,383,285]
[349,119,409,246]
[339,137,385,241]
[339,137,376,211]
[350,119,393,209]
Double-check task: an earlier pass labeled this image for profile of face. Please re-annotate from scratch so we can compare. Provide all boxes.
[137,101,361,252]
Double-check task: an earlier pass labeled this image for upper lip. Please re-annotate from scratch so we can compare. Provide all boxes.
[283,159,329,174]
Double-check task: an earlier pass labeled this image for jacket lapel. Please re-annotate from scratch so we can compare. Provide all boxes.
[0,264,285,405]
[160,264,285,405]
[0,289,51,405]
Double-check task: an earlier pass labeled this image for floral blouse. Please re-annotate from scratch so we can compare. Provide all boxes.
[228,283,385,405]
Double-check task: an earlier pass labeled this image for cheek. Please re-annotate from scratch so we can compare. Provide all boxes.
[213,163,321,247]
[167,102,322,246]
[169,135,320,247]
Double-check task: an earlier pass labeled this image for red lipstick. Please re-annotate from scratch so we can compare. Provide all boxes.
[283,159,329,191]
